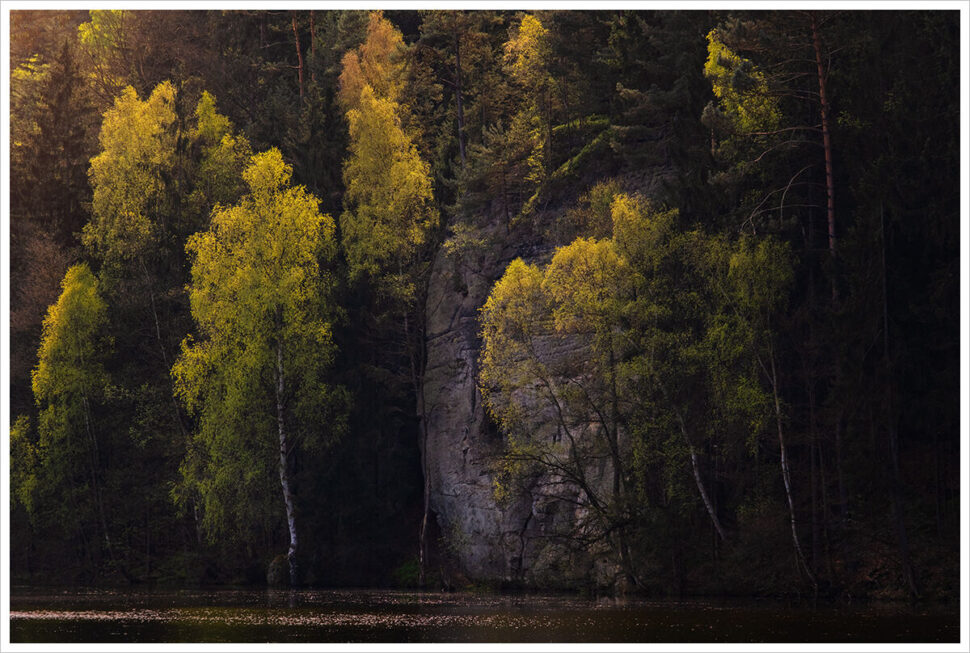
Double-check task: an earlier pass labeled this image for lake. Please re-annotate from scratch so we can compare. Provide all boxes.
[8,587,959,643]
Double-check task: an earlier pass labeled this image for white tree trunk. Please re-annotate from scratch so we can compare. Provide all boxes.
[276,338,299,586]
[766,349,815,588]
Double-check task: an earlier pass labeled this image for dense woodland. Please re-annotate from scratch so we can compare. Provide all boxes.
[8,9,960,599]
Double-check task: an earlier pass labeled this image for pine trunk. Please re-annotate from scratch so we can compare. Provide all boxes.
[292,13,304,100]
[880,204,919,598]
[454,31,467,165]
[811,12,837,300]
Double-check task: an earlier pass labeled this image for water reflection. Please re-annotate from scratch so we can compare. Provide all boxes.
[9,587,958,644]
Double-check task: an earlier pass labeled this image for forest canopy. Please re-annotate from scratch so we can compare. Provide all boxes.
[7,9,961,600]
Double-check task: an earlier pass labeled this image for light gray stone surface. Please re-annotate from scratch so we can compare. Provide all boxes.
[420,218,608,585]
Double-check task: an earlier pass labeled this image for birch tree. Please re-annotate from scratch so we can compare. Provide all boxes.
[31,263,116,570]
[173,148,340,587]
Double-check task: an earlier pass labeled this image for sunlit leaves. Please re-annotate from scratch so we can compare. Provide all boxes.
[172,148,339,542]
[543,237,630,340]
[32,263,110,406]
[480,189,795,553]
[77,10,131,104]
[85,82,250,268]
[341,85,438,287]
[611,192,678,273]
[479,257,549,426]
[337,11,438,299]
[703,28,781,135]
[188,93,253,224]
[193,91,231,145]
[28,263,112,535]
[338,11,406,112]
[84,82,176,265]
[504,13,552,106]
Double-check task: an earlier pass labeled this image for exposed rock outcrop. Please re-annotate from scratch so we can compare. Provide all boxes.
[422,171,667,587]
[421,220,606,586]
[421,222,529,582]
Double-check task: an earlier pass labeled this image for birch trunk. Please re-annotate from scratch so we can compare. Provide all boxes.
[276,336,299,587]
[766,348,816,588]
[671,406,727,541]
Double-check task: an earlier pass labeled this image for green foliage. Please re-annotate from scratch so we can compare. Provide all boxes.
[504,13,552,206]
[555,179,622,242]
[86,82,250,270]
[479,237,632,541]
[504,13,552,108]
[77,10,126,60]
[77,10,131,104]
[10,56,50,180]
[479,258,548,431]
[173,148,341,543]
[28,263,112,546]
[338,12,437,295]
[192,90,231,144]
[32,263,111,406]
[703,28,781,135]
[543,237,630,343]
[84,82,177,266]
[341,85,438,289]
[480,190,795,577]
[390,557,421,588]
[338,11,406,112]
[7,9,959,596]
[10,416,39,516]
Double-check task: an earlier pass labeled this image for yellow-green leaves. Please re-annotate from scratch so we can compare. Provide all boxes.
[478,189,796,534]
[478,236,630,428]
[337,11,437,297]
[10,415,39,517]
[77,10,128,62]
[338,11,406,112]
[32,263,110,405]
[727,235,793,317]
[544,237,630,337]
[478,258,548,429]
[10,56,49,154]
[504,13,552,104]
[496,13,553,213]
[28,263,112,531]
[611,192,678,272]
[77,9,130,102]
[193,90,232,145]
[84,82,176,264]
[177,148,336,391]
[555,179,622,243]
[341,85,438,285]
[704,29,781,135]
[86,82,249,268]
[173,148,339,541]
[189,92,252,220]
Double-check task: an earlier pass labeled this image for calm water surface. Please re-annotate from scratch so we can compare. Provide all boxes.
[9,586,958,643]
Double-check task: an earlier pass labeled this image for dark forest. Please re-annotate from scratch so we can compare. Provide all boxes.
[7,9,961,603]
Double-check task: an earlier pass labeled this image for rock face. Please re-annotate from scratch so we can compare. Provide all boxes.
[422,172,666,587]
[421,219,607,586]
[421,223,527,582]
